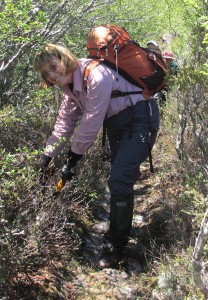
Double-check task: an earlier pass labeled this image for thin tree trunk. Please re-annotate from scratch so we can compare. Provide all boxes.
[192,208,208,297]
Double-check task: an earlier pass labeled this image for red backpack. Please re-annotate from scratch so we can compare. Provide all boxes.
[84,24,168,99]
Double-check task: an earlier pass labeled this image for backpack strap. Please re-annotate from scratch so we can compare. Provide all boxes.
[83,60,143,97]
[83,59,101,90]
[111,90,142,98]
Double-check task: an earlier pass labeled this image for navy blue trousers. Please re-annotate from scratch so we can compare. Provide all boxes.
[107,99,160,197]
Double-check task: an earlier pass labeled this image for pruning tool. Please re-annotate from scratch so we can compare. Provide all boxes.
[55,163,75,194]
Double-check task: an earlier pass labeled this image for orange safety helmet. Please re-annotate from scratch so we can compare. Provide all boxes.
[162,51,174,60]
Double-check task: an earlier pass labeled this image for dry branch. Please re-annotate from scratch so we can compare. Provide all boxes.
[192,208,208,297]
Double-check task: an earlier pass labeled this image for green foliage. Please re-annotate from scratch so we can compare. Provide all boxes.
[0,147,40,202]
[179,173,207,222]
[0,0,46,49]
[152,248,206,300]
[201,16,208,74]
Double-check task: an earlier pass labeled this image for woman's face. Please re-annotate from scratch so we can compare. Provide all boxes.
[40,55,73,87]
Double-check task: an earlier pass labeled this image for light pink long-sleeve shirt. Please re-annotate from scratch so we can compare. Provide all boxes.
[45,58,145,157]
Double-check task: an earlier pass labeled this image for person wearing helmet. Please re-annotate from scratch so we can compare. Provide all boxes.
[146,40,161,54]
[162,51,179,75]
[162,51,174,64]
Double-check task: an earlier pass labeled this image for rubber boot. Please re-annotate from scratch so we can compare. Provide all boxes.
[109,194,134,245]
[98,194,134,269]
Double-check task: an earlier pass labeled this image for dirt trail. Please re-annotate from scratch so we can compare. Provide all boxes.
[69,140,168,299]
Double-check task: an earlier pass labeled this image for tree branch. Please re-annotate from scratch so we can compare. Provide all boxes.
[192,208,208,297]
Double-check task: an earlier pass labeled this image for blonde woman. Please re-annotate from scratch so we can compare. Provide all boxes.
[34,43,160,269]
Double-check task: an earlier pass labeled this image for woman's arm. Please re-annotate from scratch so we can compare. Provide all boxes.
[45,92,82,158]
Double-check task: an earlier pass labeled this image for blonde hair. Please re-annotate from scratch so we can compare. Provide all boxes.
[34,43,78,88]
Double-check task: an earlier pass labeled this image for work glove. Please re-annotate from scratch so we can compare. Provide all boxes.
[55,149,83,192]
[61,149,83,180]
[39,154,55,186]
[67,149,83,167]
